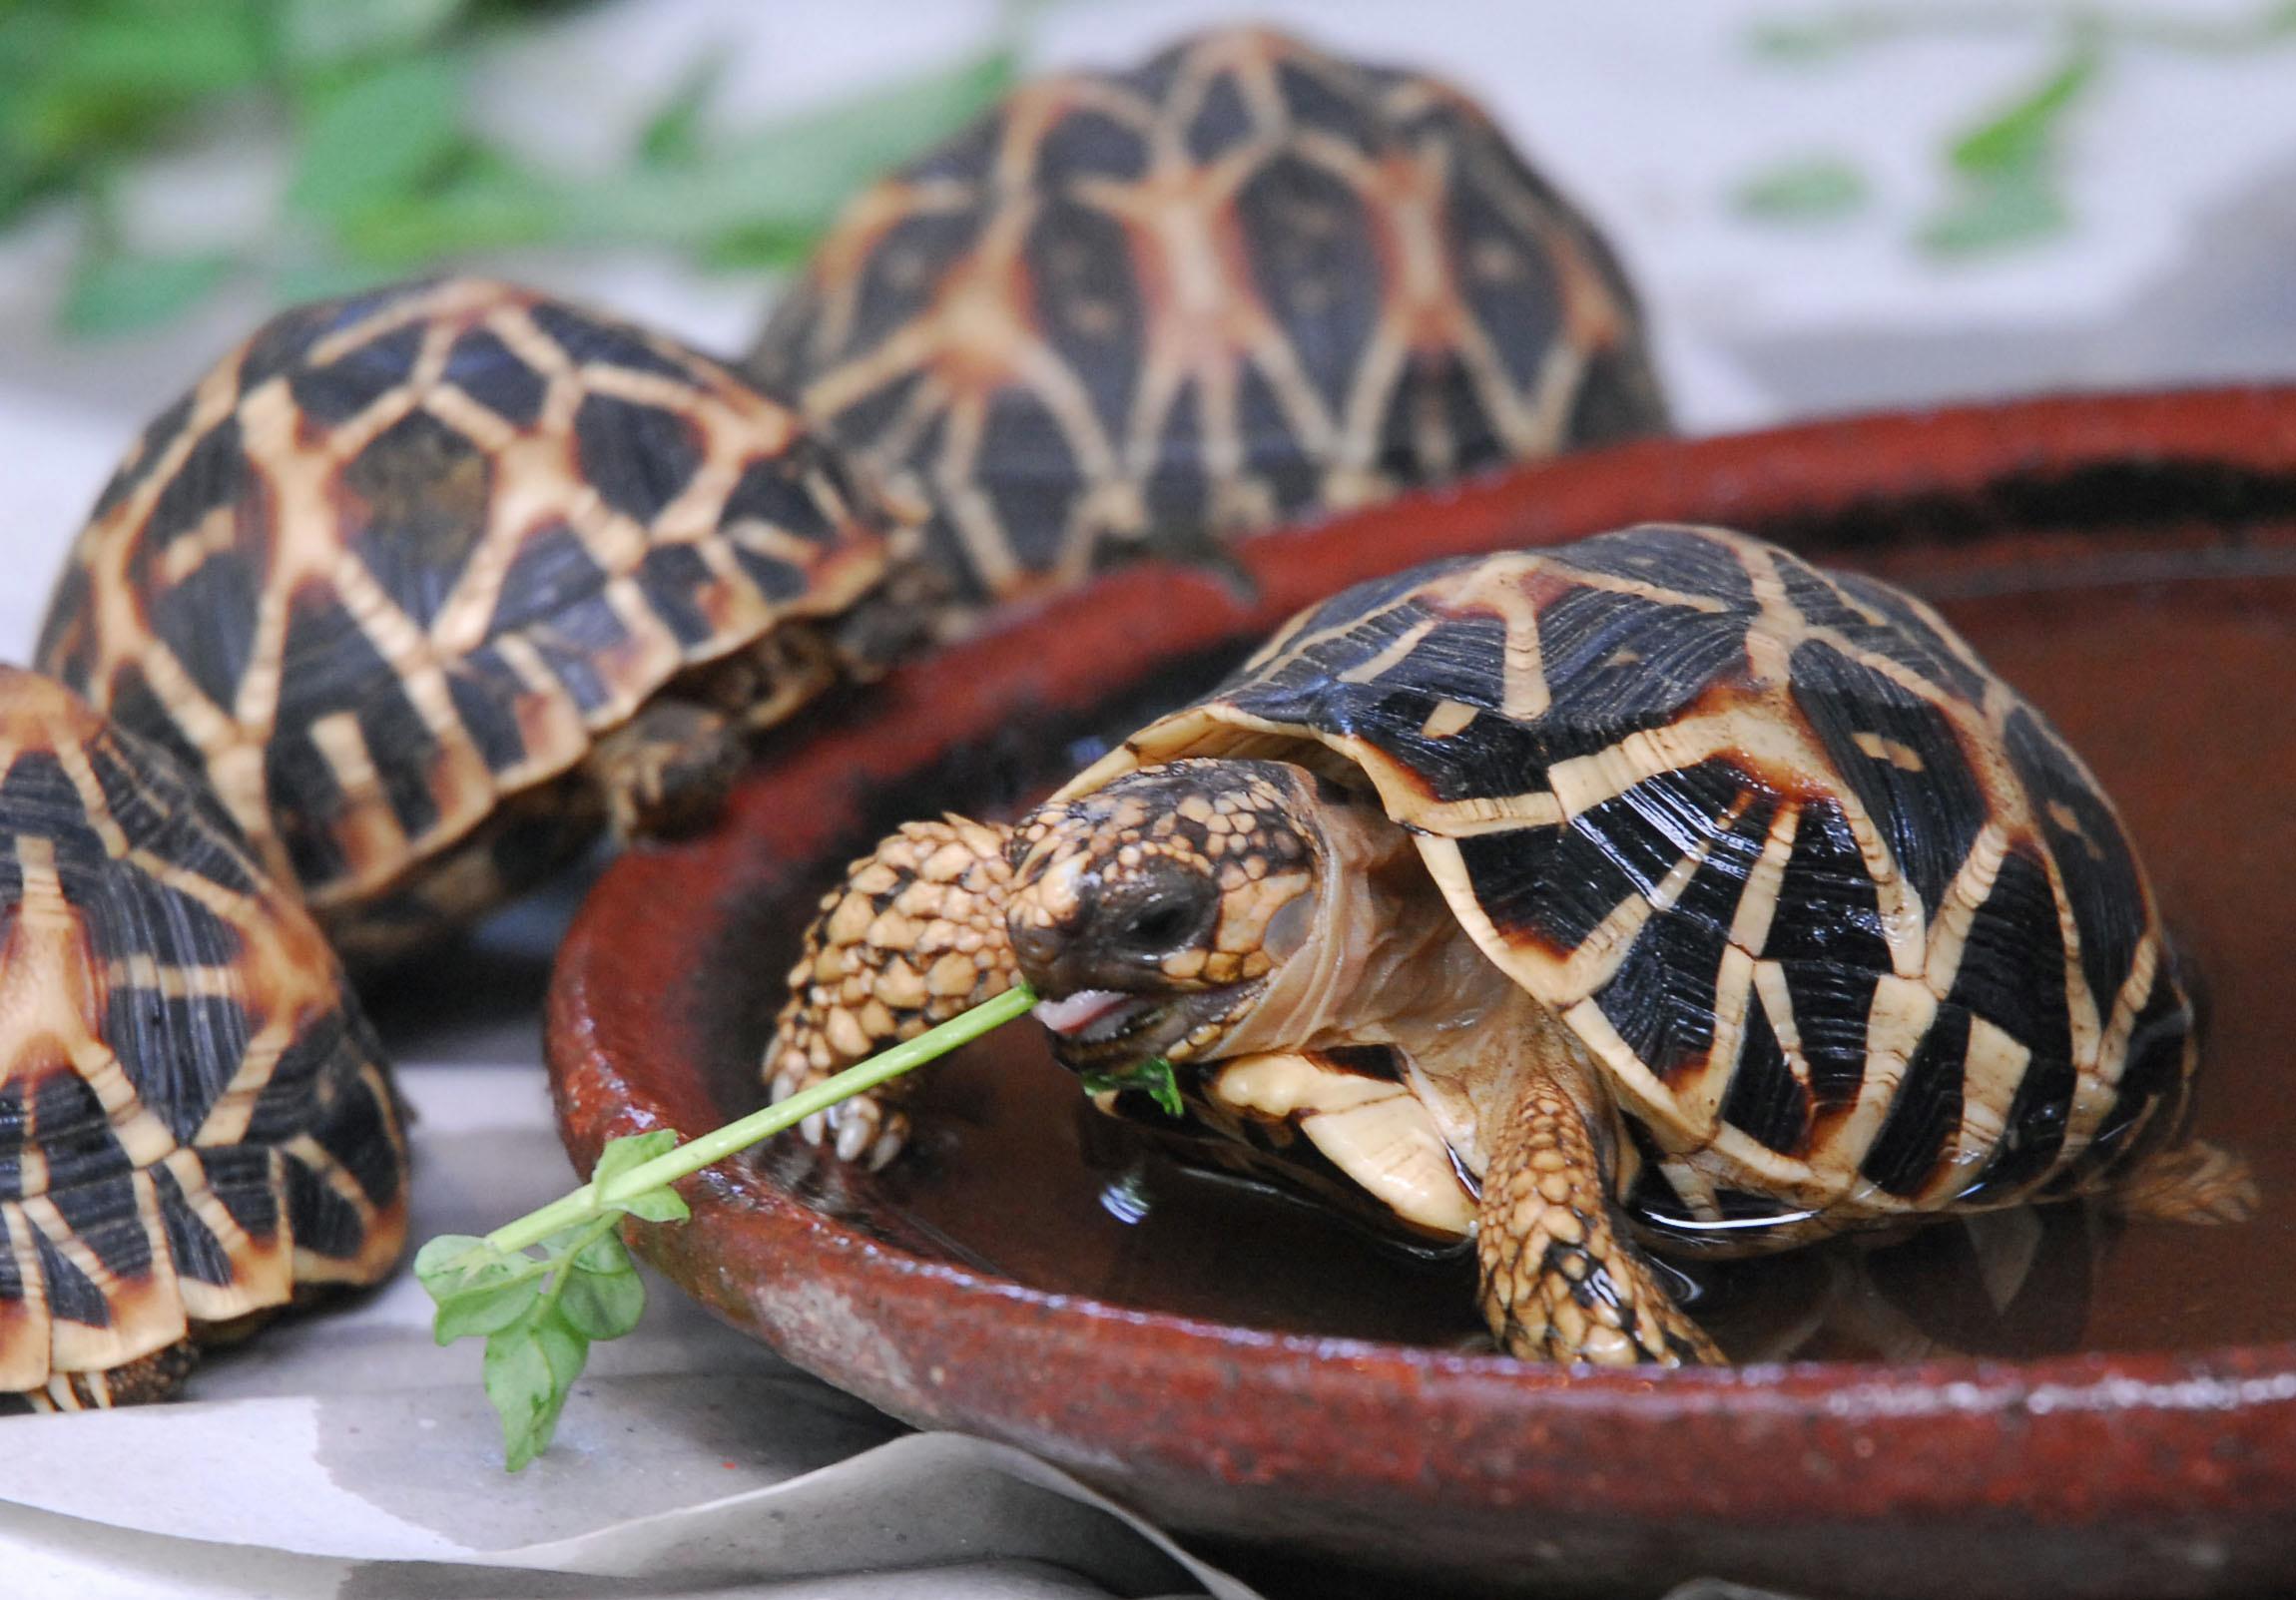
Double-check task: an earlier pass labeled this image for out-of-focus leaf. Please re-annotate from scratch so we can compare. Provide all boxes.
[332,153,569,264]
[287,55,468,223]
[637,48,733,169]
[1918,165,2069,255]
[1948,39,2100,175]
[1734,157,1869,221]
[664,45,1017,234]
[1745,17,1872,62]
[2,2,267,179]
[62,250,235,335]
[269,256,401,306]
[279,0,468,73]
[697,222,819,270]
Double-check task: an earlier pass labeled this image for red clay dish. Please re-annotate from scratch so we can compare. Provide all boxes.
[548,389,2296,1599]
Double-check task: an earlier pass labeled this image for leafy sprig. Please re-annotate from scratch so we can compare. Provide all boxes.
[418,982,1038,1469]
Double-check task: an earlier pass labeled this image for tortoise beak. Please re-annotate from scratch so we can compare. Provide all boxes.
[1030,980,1263,1071]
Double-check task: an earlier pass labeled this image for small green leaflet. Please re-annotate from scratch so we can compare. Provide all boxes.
[1733,158,1868,222]
[1081,1055,1185,1119]
[62,251,235,336]
[418,985,1038,1470]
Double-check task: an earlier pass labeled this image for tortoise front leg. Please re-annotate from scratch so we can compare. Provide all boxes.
[764,816,1019,1167]
[1477,1064,1721,1366]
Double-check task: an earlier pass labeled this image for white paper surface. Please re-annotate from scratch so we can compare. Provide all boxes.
[0,4,2289,1596]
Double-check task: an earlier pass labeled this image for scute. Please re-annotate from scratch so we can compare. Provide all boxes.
[36,278,897,935]
[1079,524,2191,1243]
[750,26,1668,623]
[0,667,408,1405]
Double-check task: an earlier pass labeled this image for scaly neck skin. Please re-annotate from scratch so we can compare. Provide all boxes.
[1212,790,1582,1177]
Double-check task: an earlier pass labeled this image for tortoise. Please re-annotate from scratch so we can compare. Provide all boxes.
[0,666,406,1407]
[36,31,1664,964]
[34,276,899,966]
[763,523,2253,1361]
[750,25,1668,622]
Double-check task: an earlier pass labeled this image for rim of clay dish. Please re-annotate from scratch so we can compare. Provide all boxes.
[549,388,2296,1537]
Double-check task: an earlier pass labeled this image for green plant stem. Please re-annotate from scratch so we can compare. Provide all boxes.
[482,982,1038,1257]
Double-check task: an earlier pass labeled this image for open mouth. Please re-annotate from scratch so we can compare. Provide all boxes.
[1029,982,1256,1068]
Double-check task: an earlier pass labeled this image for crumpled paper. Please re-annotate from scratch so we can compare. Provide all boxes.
[0,1063,1264,1600]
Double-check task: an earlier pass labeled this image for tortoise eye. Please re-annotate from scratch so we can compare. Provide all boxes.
[1119,899,1198,952]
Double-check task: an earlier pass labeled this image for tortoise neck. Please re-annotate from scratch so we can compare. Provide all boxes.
[1217,792,1522,1068]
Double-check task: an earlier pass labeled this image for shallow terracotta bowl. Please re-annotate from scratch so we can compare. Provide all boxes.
[548,391,2296,1599]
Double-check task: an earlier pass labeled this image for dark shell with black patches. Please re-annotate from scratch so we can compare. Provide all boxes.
[0,667,406,1408]
[749,26,1668,619]
[35,278,896,954]
[1097,523,2191,1251]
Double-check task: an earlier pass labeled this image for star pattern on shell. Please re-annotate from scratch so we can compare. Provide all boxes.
[37,278,894,928]
[0,668,405,1409]
[1090,523,2194,1245]
[751,26,1668,616]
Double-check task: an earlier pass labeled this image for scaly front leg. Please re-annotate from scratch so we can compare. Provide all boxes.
[763,816,1018,1167]
[1477,1060,1721,1366]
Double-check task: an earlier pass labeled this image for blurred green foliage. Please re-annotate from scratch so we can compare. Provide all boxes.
[0,0,1031,335]
[1738,2,2296,256]
[1733,158,1869,223]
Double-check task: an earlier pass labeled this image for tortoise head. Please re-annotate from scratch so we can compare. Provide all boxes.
[1004,759,1328,1072]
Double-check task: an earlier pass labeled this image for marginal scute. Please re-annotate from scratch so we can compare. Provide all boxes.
[1083,523,2193,1246]
[2005,706,2146,1024]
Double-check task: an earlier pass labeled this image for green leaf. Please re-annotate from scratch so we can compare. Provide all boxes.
[559,1262,646,1339]
[1081,1056,1185,1119]
[569,1229,635,1277]
[1745,17,1870,63]
[418,1234,549,1344]
[413,1234,496,1281]
[593,1129,681,1187]
[279,0,468,73]
[330,157,569,265]
[1918,165,2070,256]
[637,48,732,169]
[431,1273,545,1343]
[287,55,468,224]
[61,251,234,337]
[483,1322,561,1472]
[533,1309,589,1396]
[269,257,398,307]
[1948,41,2100,176]
[613,1186,692,1224]
[593,1129,692,1222]
[1734,158,1869,221]
[556,45,1019,255]
[696,223,821,271]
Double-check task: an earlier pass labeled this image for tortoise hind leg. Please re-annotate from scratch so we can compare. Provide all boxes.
[587,698,744,842]
[1477,1065,1721,1366]
[5,1342,199,1413]
[2109,1138,2258,1226]
[592,628,846,843]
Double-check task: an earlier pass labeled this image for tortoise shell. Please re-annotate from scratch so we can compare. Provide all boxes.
[749,26,1668,617]
[0,667,405,1408]
[1067,524,2193,1250]
[35,277,894,946]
